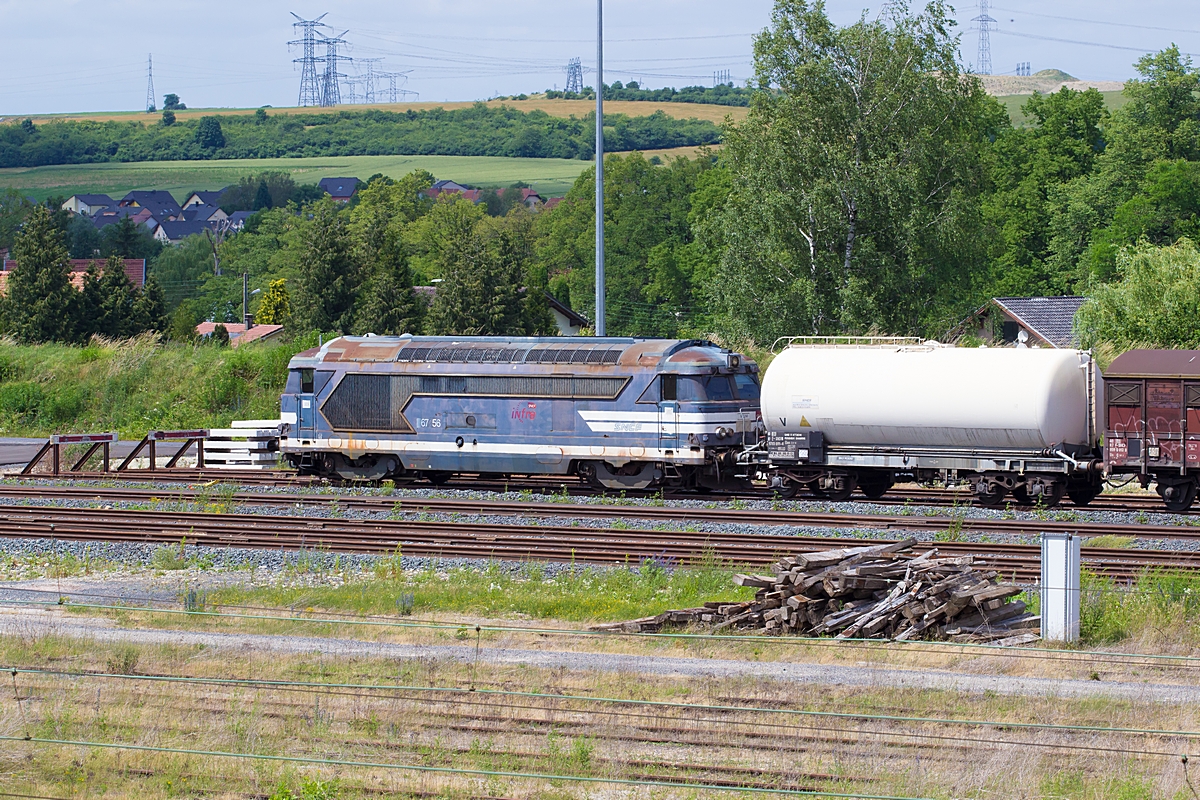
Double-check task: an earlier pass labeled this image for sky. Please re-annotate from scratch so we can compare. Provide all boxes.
[0,0,1196,115]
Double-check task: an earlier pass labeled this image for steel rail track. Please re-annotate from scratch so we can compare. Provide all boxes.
[0,484,1197,542]
[3,504,1200,582]
[9,468,1180,515]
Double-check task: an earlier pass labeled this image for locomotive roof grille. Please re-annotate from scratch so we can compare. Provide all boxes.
[391,343,625,365]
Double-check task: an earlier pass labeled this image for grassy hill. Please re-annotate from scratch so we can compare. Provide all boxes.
[0,154,596,202]
[996,90,1130,125]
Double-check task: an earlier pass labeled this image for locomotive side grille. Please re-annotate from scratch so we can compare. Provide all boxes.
[321,373,393,431]
[321,372,628,432]
[601,349,622,364]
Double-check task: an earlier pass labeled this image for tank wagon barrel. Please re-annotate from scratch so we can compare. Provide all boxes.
[279,334,760,491]
[747,339,1105,508]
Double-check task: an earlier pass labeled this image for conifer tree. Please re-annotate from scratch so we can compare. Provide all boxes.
[5,205,79,343]
[77,260,104,341]
[133,275,168,333]
[97,255,138,338]
[254,278,291,325]
[292,199,360,333]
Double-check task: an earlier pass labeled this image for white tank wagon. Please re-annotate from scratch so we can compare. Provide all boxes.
[749,339,1105,507]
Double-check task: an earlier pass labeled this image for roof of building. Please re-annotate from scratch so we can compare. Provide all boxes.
[991,296,1087,348]
[119,190,181,217]
[318,177,359,198]
[543,292,587,328]
[227,210,255,228]
[0,258,146,292]
[195,321,285,347]
[543,197,564,211]
[185,190,226,206]
[69,194,116,207]
[158,219,219,241]
[1106,349,1200,379]
[430,179,469,192]
[181,204,222,222]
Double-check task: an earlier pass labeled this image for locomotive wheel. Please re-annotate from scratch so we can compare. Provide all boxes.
[1157,479,1198,513]
[426,471,452,486]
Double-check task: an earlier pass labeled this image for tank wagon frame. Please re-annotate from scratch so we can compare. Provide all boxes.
[741,339,1106,508]
[1102,349,1200,512]
[279,335,760,489]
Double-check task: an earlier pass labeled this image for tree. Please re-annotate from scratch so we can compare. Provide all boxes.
[707,0,998,342]
[349,172,429,335]
[97,255,138,338]
[166,301,201,342]
[162,94,185,111]
[161,110,176,127]
[195,116,225,149]
[102,214,162,259]
[65,213,103,259]
[211,322,230,346]
[292,199,361,333]
[77,260,104,340]
[133,275,168,333]
[1046,46,1200,287]
[427,209,554,336]
[254,278,291,325]
[984,88,1107,296]
[4,205,79,343]
[253,180,273,211]
[0,189,36,250]
[1076,238,1200,350]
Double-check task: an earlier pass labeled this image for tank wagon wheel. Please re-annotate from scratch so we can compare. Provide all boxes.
[824,474,858,503]
[857,473,893,501]
[1010,486,1033,507]
[771,478,801,500]
[1066,482,1101,508]
[975,486,1008,509]
[1157,479,1198,513]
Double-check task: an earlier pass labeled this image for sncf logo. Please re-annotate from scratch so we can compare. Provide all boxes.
[512,402,537,421]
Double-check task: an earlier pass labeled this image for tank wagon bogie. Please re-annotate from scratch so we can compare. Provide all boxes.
[279,335,760,490]
[749,339,1106,508]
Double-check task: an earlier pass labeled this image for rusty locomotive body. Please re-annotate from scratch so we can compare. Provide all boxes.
[279,335,760,488]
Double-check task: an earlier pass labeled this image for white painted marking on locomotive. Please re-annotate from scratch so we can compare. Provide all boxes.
[577,409,743,434]
[282,438,708,465]
[281,412,298,424]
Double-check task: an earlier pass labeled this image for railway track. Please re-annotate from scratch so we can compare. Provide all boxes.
[7,468,1179,515]
[0,483,1198,542]
[4,504,1200,582]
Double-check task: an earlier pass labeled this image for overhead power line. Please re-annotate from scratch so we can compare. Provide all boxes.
[988,28,1199,58]
[988,5,1200,36]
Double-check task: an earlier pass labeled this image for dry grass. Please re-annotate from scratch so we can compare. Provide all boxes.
[0,628,1192,799]
[24,97,750,125]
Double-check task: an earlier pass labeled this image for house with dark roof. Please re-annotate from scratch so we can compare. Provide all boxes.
[227,210,256,230]
[949,296,1088,348]
[119,190,182,220]
[155,219,220,244]
[181,204,228,223]
[318,177,359,202]
[92,206,159,233]
[182,190,228,209]
[430,179,469,193]
[62,194,115,215]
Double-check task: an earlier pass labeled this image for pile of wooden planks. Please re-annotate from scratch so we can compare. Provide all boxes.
[595,539,1039,644]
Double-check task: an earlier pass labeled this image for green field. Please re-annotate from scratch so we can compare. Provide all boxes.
[997,89,1129,125]
[0,154,593,202]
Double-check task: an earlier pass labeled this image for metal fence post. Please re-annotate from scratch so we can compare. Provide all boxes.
[1041,532,1080,642]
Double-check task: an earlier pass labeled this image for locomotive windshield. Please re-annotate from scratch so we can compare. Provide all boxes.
[639,372,759,402]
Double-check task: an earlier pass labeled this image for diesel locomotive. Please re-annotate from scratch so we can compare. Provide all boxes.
[279,335,761,489]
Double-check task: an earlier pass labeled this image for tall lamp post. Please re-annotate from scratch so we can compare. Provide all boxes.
[594,0,606,336]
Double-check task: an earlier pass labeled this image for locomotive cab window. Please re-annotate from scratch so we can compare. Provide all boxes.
[300,369,314,394]
[661,374,678,401]
[733,373,761,401]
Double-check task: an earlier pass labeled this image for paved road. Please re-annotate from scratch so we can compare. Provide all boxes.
[2,607,1196,705]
